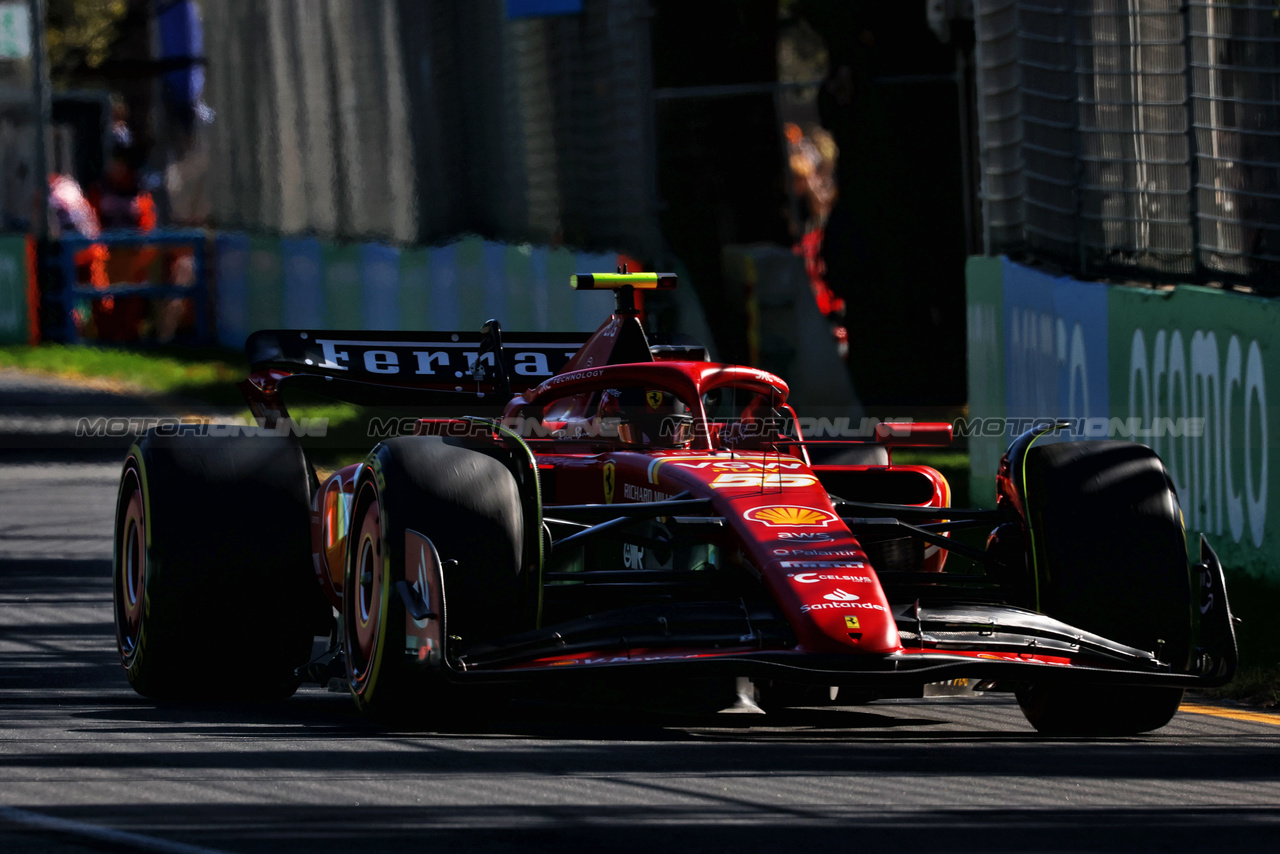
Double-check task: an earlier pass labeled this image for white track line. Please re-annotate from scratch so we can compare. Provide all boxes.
[0,806,234,854]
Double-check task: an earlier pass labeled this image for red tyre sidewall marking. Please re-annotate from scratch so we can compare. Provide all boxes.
[117,467,146,659]
[349,484,387,700]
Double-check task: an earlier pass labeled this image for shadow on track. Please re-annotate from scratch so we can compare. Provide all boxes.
[8,802,1279,854]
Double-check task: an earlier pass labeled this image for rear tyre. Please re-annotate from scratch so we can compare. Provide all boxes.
[113,433,326,700]
[343,437,527,721]
[1013,440,1191,736]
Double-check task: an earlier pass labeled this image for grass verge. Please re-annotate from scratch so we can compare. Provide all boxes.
[0,344,360,452]
[0,343,247,405]
[1200,665,1280,709]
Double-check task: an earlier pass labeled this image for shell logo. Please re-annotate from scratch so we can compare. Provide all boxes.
[744,505,839,528]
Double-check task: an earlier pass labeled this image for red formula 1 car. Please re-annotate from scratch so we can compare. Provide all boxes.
[112,273,1237,734]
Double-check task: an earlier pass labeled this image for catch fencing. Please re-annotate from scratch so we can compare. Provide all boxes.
[974,0,1280,292]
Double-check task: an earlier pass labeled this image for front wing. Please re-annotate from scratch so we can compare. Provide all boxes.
[426,536,1236,692]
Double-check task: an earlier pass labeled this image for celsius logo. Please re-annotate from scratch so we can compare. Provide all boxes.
[777,532,832,542]
[788,572,873,584]
[823,588,859,602]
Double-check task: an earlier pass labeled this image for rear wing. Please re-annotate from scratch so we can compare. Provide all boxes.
[247,328,589,386]
[242,328,590,414]
[241,270,679,418]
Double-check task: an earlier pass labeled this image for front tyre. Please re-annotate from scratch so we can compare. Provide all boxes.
[1013,440,1191,736]
[1016,683,1184,737]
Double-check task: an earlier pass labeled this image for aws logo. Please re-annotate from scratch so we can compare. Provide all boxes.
[777,531,832,542]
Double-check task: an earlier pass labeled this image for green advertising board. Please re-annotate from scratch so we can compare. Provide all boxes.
[544,248,579,332]
[246,237,283,334]
[0,235,28,344]
[965,256,1004,508]
[452,236,488,328]
[322,243,363,329]
[501,244,536,332]
[399,247,431,331]
[1107,284,1280,581]
[967,257,1280,585]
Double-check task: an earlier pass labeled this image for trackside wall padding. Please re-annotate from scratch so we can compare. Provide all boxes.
[964,255,1004,509]
[0,235,30,345]
[215,236,637,350]
[967,256,1280,582]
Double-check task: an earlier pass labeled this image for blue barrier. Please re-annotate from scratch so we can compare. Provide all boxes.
[53,228,211,343]
[281,237,325,328]
[210,234,670,345]
[360,243,401,329]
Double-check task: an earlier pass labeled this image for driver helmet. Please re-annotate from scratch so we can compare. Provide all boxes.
[598,387,693,447]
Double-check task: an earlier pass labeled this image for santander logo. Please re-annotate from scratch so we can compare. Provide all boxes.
[799,588,885,613]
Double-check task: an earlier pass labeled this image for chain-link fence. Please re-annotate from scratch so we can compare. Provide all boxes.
[975,0,1280,292]
[201,0,659,256]
[975,0,1025,255]
[1191,0,1280,281]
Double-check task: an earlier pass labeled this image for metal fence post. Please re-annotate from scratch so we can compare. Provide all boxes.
[1182,0,1204,281]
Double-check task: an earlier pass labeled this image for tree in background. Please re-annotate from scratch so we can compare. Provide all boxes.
[46,0,129,85]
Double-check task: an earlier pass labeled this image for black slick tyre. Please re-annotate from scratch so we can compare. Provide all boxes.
[343,437,527,721]
[752,680,838,712]
[1014,440,1191,736]
[113,433,326,700]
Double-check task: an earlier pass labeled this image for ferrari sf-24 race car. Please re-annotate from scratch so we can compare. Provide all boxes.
[112,273,1238,734]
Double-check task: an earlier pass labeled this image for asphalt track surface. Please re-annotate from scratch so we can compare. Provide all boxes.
[2,374,1279,852]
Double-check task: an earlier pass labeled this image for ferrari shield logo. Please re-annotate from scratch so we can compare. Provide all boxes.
[844,615,860,630]
[646,390,663,410]
[603,460,616,503]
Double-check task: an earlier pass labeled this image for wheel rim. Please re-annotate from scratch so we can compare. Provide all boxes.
[347,488,383,692]
[116,469,146,660]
